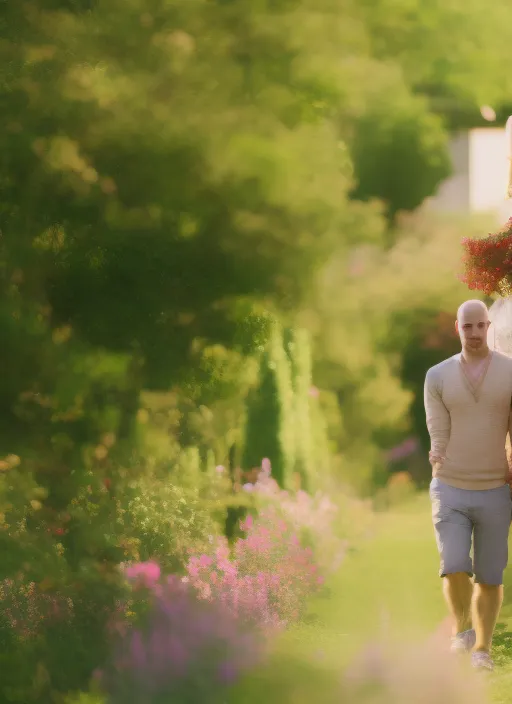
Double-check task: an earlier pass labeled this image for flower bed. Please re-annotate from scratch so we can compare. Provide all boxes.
[99,567,260,704]
[96,463,348,702]
[0,460,366,704]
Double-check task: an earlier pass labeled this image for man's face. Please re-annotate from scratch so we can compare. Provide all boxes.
[456,309,490,351]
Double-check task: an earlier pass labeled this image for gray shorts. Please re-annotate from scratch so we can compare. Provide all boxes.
[430,478,511,585]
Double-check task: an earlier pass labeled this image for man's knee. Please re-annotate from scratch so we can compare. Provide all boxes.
[444,571,472,581]
[474,579,504,589]
[443,570,473,584]
[440,555,473,579]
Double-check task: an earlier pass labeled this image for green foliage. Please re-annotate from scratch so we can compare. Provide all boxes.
[123,475,218,574]
[243,324,295,487]
[351,92,450,217]
[269,326,297,488]
[244,326,328,490]
[357,0,512,119]
[309,390,334,482]
[286,328,314,489]
[0,0,362,393]
[64,693,105,704]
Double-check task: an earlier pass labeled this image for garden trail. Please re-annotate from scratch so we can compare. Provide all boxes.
[230,493,512,704]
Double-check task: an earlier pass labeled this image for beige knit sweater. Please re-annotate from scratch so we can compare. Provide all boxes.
[424,351,512,490]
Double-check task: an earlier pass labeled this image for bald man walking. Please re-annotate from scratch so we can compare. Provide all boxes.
[425,300,512,670]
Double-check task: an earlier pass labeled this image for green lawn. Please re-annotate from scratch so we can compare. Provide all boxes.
[228,493,512,704]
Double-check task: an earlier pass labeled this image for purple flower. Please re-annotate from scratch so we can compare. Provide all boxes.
[130,631,147,669]
[104,574,262,703]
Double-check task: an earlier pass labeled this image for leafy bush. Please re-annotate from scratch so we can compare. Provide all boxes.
[118,450,232,573]
[123,477,219,574]
[0,572,128,702]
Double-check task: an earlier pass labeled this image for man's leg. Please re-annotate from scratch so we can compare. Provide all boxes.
[472,583,503,652]
[472,483,511,659]
[443,572,473,635]
[430,479,474,647]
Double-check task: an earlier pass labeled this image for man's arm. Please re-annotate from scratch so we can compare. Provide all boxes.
[506,411,512,483]
[424,369,450,465]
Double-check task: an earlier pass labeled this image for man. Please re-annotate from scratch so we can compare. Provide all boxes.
[424,299,512,671]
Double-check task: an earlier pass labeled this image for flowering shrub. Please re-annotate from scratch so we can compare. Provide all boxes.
[186,510,322,630]
[460,218,512,295]
[0,578,73,640]
[0,463,134,701]
[242,460,347,574]
[0,447,359,704]
[100,483,331,702]
[0,573,129,702]
[101,564,261,704]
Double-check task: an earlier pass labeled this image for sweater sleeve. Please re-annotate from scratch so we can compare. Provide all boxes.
[424,368,450,459]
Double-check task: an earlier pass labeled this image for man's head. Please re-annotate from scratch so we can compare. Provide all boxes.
[455,299,490,353]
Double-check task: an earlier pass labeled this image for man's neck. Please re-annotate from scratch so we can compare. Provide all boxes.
[461,346,491,363]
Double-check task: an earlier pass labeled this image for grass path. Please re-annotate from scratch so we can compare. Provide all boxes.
[229,493,512,704]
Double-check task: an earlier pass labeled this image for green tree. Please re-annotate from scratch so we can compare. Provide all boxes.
[356,0,512,125]
[243,324,295,487]
[286,328,314,489]
[350,91,450,218]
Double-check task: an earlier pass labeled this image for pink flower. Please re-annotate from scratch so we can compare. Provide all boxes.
[240,515,254,532]
[215,544,230,561]
[125,561,161,586]
[261,458,271,476]
[195,581,212,600]
[218,559,237,577]
[198,554,213,568]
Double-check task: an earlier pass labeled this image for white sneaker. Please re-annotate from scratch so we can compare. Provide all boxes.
[450,628,476,654]
[471,651,494,671]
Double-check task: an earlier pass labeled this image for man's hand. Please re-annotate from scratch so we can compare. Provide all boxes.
[429,450,445,466]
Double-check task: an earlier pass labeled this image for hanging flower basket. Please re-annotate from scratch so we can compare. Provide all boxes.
[459,217,512,297]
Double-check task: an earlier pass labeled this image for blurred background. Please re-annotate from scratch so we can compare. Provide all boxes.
[2,1,512,703]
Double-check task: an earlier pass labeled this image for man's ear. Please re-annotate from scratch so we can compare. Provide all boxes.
[455,319,459,334]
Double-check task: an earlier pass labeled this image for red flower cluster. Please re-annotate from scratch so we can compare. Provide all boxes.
[460,218,512,296]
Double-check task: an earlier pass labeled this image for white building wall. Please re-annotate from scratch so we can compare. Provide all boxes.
[469,128,512,217]
[428,132,469,213]
[428,127,512,221]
